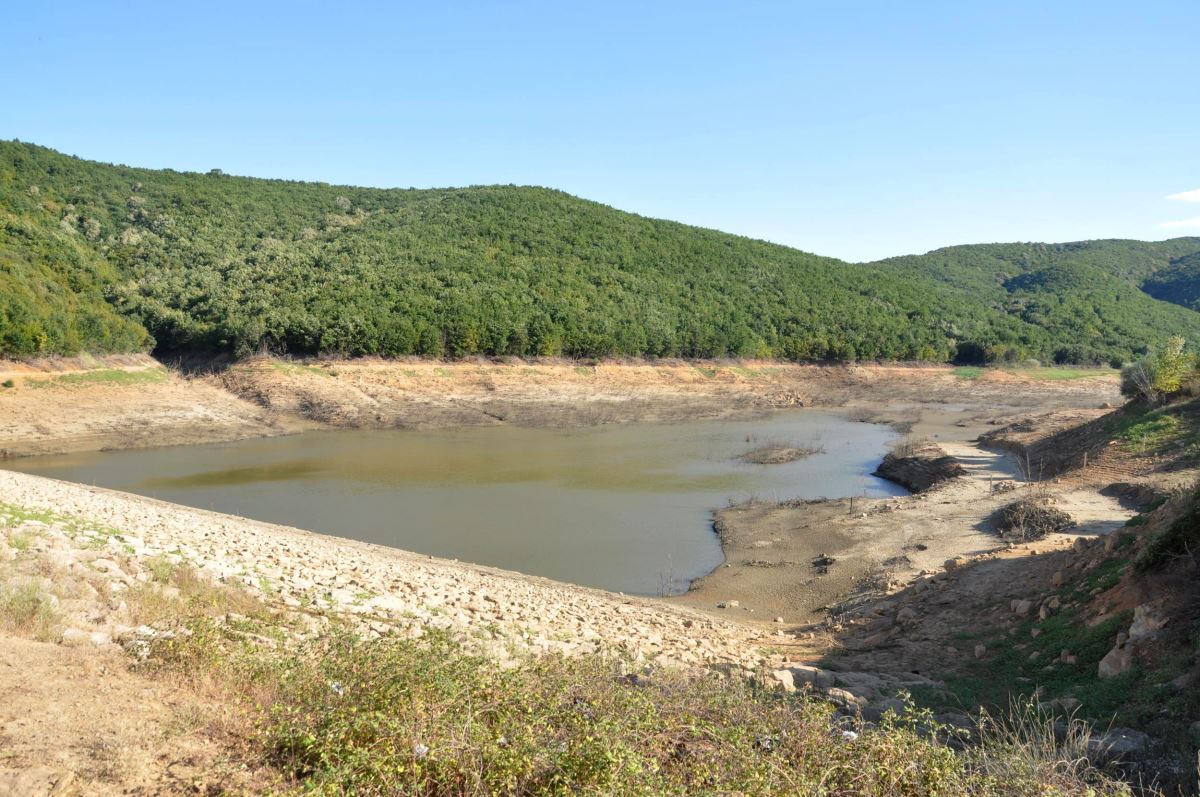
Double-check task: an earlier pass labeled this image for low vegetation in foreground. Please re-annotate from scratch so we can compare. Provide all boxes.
[0,498,1136,796]
[150,618,1133,796]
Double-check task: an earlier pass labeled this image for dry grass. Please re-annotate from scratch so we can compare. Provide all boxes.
[126,562,266,626]
[0,579,62,641]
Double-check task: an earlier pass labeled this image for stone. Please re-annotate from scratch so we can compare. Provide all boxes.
[943,558,958,571]
[1072,537,1088,554]
[770,669,797,693]
[716,600,739,609]
[1030,627,1042,638]
[1011,599,1034,616]
[1127,603,1167,642]
[1051,571,1064,587]
[823,687,865,712]
[974,644,986,659]
[1097,644,1133,679]
[785,664,836,690]
[896,607,918,623]
[862,697,906,722]
[1087,728,1150,763]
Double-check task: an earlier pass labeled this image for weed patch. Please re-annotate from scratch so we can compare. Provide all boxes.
[0,580,61,641]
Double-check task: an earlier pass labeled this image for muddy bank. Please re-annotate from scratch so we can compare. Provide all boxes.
[670,406,1136,626]
[0,355,1120,457]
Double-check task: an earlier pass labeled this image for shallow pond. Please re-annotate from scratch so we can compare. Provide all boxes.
[9,411,904,595]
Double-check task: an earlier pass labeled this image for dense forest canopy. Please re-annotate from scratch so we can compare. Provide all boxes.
[3,140,1199,364]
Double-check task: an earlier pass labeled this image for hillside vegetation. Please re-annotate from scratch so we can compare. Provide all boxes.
[3,140,1200,363]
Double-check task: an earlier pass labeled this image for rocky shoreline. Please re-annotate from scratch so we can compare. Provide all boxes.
[0,469,770,671]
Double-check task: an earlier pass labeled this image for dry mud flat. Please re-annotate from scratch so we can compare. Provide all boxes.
[0,354,1120,456]
[0,354,281,458]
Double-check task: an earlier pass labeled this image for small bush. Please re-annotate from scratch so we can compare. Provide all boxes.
[1137,487,1200,572]
[0,379,13,389]
[0,580,61,641]
[994,497,1075,541]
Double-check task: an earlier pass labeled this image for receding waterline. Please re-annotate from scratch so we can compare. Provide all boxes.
[7,411,905,595]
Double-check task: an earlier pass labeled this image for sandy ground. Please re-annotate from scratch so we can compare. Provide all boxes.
[0,636,273,796]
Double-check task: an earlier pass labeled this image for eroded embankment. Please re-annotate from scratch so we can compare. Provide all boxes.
[0,354,1121,457]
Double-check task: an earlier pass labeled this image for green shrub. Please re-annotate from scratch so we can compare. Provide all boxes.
[143,625,1133,796]
[1137,487,1200,571]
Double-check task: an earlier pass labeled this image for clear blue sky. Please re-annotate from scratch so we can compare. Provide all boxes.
[7,1,1199,261]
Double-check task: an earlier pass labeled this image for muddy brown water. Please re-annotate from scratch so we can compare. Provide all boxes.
[8,411,904,595]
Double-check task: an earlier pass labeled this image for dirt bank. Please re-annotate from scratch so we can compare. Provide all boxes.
[0,355,1120,457]
[670,408,1135,628]
[0,354,286,458]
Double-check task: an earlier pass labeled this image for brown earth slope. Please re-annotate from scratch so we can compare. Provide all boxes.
[0,355,1121,458]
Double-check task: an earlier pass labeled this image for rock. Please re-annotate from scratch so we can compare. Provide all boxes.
[1051,570,1064,587]
[896,607,918,623]
[1072,537,1088,554]
[1011,599,1034,616]
[1097,644,1133,679]
[770,669,798,693]
[1055,697,1081,712]
[974,644,986,659]
[935,712,974,731]
[1028,651,1041,662]
[862,697,906,722]
[1038,604,1051,621]
[784,664,835,690]
[716,600,739,609]
[1030,627,1041,638]
[834,672,886,692]
[1087,728,1150,764]
[823,687,865,712]
[943,558,958,571]
[773,616,785,624]
[1127,604,1167,642]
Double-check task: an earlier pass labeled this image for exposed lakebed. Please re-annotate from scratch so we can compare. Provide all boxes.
[8,411,904,595]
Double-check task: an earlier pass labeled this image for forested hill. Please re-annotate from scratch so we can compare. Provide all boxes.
[3,140,1200,364]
